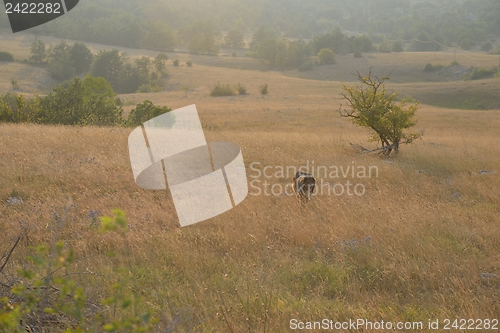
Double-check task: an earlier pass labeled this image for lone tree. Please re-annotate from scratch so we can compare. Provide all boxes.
[339,71,421,154]
[29,39,46,64]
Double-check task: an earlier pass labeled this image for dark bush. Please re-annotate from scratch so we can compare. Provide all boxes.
[481,42,493,52]
[465,67,498,80]
[259,83,268,95]
[392,41,404,52]
[127,100,172,126]
[317,48,335,65]
[423,63,444,73]
[298,59,314,71]
[210,82,235,96]
[0,52,14,62]
[1,76,123,125]
[235,83,247,95]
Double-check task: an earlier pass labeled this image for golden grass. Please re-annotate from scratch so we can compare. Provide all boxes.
[1,31,500,331]
[1,100,499,331]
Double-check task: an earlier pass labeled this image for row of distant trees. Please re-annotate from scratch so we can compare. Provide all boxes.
[29,40,172,94]
[0,75,170,127]
[244,26,374,69]
[4,0,495,53]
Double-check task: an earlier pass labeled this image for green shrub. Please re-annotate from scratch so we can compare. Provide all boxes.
[465,67,498,80]
[232,52,237,57]
[298,59,314,71]
[392,41,404,52]
[0,209,178,332]
[38,75,123,126]
[0,51,14,62]
[186,60,193,67]
[10,78,19,91]
[353,50,363,58]
[378,40,392,53]
[0,76,124,126]
[450,60,459,66]
[235,82,247,95]
[245,51,257,58]
[137,83,162,93]
[127,100,172,126]
[317,48,335,65]
[491,46,500,55]
[259,83,268,95]
[210,81,235,96]
[423,63,444,73]
[423,63,434,72]
[0,93,41,123]
[481,42,493,52]
[150,71,159,80]
[402,95,417,103]
[172,58,179,66]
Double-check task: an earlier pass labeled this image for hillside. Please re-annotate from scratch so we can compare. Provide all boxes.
[1,38,500,329]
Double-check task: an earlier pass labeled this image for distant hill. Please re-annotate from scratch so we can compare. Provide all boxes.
[0,0,498,54]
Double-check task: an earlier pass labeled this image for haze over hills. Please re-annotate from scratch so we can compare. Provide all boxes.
[0,0,498,51]
[0,0,500,331]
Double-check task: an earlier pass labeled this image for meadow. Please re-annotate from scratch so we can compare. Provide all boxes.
[1,31,499,331]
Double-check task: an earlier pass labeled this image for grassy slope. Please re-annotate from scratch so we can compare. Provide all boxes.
[1,33,500,331]
[2,30,499,110]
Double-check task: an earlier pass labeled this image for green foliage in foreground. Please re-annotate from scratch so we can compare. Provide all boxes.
[235,82,247,95]
[0,210,171,332]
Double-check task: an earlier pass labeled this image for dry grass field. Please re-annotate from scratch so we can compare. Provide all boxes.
[1,32,500,331]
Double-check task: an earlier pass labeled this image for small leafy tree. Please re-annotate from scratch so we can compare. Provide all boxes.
[47,41,75,81]
[339,71,421,154]
[29,40,46,63]
[153,53,169,76]
[224,29,245,48]
[70,42,94,74]
[10,78,19,91]
[0,93,41,123]
[318,48,335,64]
[127,100,172,127]
[134,56,152,87]
[210,82,235,96]
[38,75,122,125]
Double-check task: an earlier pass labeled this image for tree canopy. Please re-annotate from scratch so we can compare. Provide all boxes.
[339,71,422,154]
